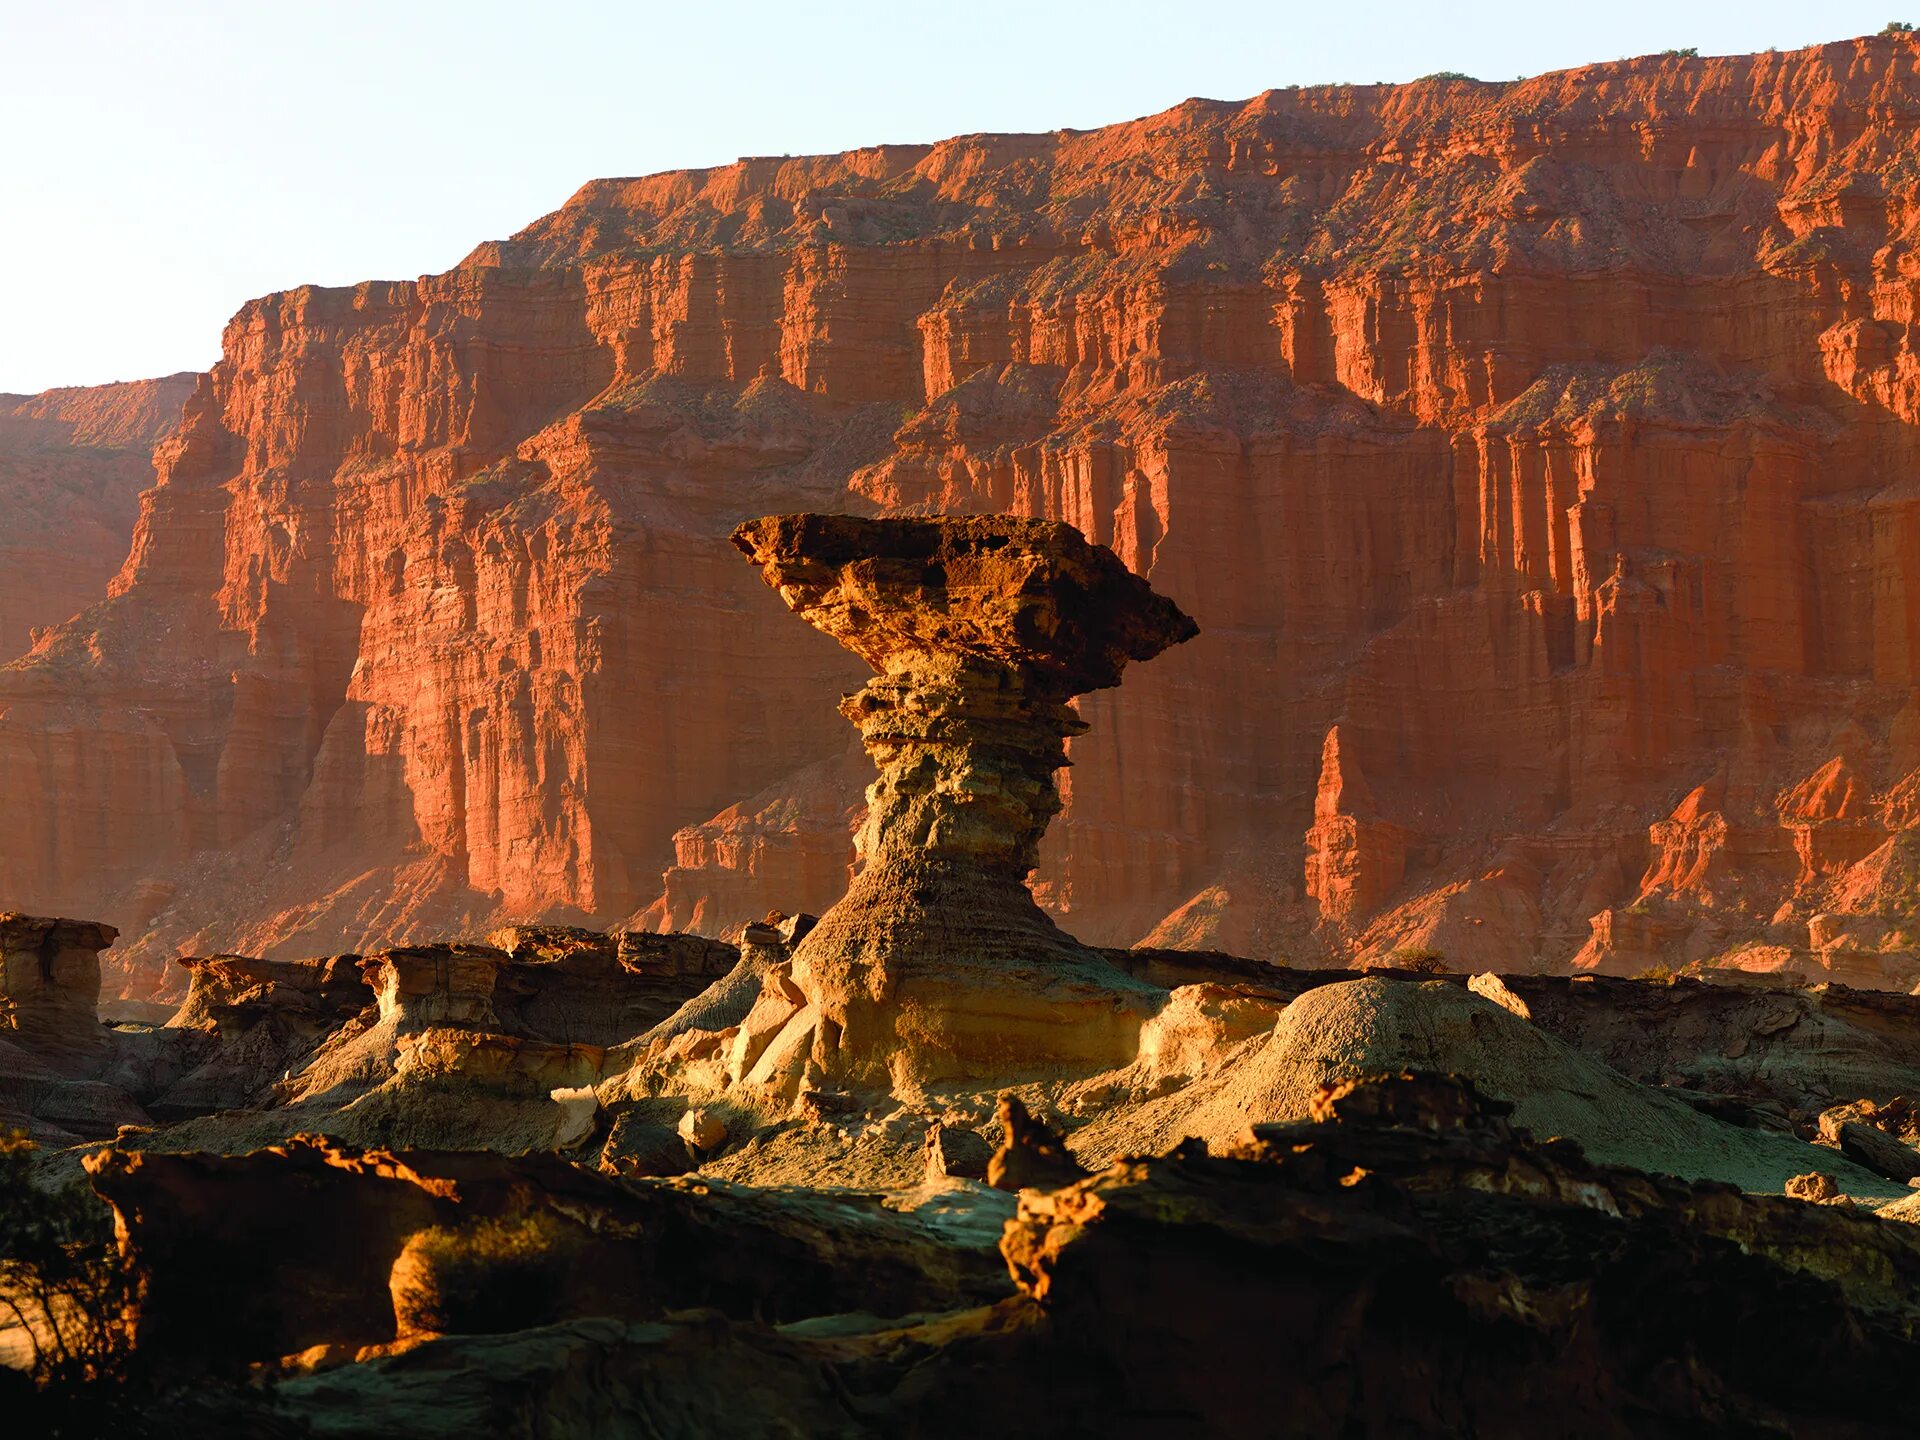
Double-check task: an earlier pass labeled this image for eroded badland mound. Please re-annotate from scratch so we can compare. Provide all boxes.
[17,37,1920,989]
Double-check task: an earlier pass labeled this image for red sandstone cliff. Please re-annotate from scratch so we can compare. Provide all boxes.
[10,36,1920,991]
[0,375,194,660]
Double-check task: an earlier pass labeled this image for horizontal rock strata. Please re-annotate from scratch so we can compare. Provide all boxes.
[16,40,1920,981]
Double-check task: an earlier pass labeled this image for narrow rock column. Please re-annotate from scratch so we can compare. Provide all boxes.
[731,513,1197,1088]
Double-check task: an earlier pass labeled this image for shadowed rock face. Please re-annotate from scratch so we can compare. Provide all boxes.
[78,1074,1920,1436]
[83,1134,1012,1372]
[0,913,118,1073]
[731,513,1196,1087]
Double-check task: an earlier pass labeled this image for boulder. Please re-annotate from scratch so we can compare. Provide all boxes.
[677,1107,726,1153]
[1817,1101,1920,1183]
[923,1122,992,1183]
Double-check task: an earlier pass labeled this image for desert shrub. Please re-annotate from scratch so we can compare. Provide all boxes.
[0,1132,131,1389]
[1884,21,1915,35]
[1634,963,1678,985]
[1389,947,1451,975]
[389,1210,586,1337]
[1419,71,1477,82]
[1662,48,1700,58]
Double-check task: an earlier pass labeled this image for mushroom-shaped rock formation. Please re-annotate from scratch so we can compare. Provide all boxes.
[730,513,1198,1088]
[1,912,117,1072]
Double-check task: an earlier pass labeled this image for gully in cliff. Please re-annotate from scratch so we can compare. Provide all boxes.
[729,513,1198,1090]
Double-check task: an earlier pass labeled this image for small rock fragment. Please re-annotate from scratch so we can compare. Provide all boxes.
[678,1107,727,1153]
[924,1122,993,1182]
[1751,1007,1801,1038]
[775,913,818,946]
[1785,1171,1845,1204]
[1467,973,1532,1022]
[986,1095,1089,1193]
[599,1112,695,1178]
[792,1088,854,1124]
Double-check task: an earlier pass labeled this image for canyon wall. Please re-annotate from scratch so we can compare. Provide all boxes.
[9,36,1920,991]
[0,375,194,660]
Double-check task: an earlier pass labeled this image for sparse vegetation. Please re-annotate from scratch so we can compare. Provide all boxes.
[1389,946,1451,975]
[1419,71,1477,83]
[1770,231,1839,271]
[0,1132,131,1389]
[1633,962,1678,985]
[1883,21,1915,35]
[390,1210,586,1336]
[1662,48,1700,59]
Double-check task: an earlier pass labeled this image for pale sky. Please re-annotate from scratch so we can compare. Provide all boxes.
[0,0,1909,393]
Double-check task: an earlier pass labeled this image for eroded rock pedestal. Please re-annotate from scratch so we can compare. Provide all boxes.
[730,513,1196,1087]
[0,912,158,1140]
[0,913,116,1070]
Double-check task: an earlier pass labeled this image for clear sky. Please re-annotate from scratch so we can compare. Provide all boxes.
[1,1,1911,393]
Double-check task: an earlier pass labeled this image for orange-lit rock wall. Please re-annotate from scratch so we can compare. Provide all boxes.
[0,376,193,661]
[12,38,1920,989]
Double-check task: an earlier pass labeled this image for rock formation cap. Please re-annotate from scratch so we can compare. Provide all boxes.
[731,513,1197,692]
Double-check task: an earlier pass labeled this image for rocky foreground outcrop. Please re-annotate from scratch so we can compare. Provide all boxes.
[17,38,1920,983]
[9,869,1920,1430]
[66,1074,1919,1436]
[83,1134,1012,1371]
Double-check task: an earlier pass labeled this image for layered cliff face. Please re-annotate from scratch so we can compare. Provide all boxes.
[12,36,1920,988]
[0,375,194,661]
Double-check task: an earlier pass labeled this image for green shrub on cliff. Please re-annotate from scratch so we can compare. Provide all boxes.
[389,1210,588,1338]
[1388,947,1451,975]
